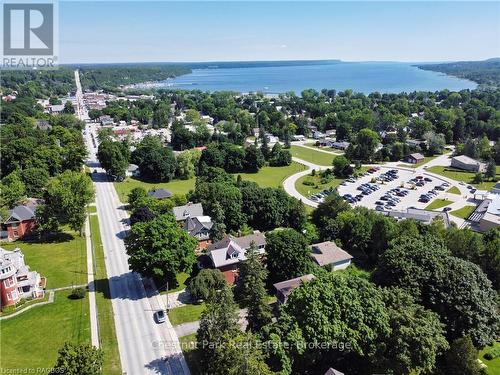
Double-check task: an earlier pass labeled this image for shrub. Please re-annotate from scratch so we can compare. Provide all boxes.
[70,287,86,299]
[302,180,315,186]
[484,346,500,360]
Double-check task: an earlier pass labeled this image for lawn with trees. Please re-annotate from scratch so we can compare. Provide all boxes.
[290,145,337,165]
[0,290,90,370]
[427,165,500,190]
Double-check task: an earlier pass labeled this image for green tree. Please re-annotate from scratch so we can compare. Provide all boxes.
[198,285,240,374]
[269,143,292,167]
[132,136,177,182]
[265,273,391,374]
[423,131,446,155]
[51,342,103,375]
[346,128,380,162]
[125,213,197,283]
[0,171,26,208]
[44,171,94,233]
[97,139,129,180]
[485,159,496,179]
[127,187,147,209]
[244,145,265,172]
[209,201,227,241]
[375,288,449,374]
[63,101,75,114]
[176,149,201,180]
[332,155,353,178]
[311,192,351,240]
[265,229,314,285]
[437,336,483,375]
[210,332,274,375]
[152,102,171,128]
[236,243,272,331]
[375,235,499,346]
[188,268,226,301]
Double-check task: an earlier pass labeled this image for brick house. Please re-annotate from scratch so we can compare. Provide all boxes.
[207,233,266,284]
[2,199,43,242]
[0,247,45,308]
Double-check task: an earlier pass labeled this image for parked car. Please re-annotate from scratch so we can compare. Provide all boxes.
[443,207,452,212]
[375,205,384,211]
[155,310,166,323]
[424,177,432,182]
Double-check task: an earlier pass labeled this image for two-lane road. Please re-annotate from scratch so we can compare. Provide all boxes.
[78,70,189,374]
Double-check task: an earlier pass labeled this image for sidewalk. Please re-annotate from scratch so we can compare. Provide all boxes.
[85,215,100,348]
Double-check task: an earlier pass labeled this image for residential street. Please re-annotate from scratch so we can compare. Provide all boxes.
[77,70,190,375]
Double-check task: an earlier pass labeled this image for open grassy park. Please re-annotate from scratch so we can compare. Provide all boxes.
[290,145,338,166]
[114,177,196,203]
[1,231,87,289]
[0,290,90,370]
[235,162,305,188]
[425,199,453,210]
[427,165,500,190]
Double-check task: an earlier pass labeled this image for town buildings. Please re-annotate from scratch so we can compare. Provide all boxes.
[173,203,213,250]
[405,153,425,164]
[309,241,353,271]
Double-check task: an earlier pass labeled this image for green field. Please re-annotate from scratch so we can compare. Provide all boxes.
[2,231,87,289]
[450,205,476,219]
[295,167,369,198]
[168,303,206,325]
[89,215,121,375]
[447,186,461,195]
[427,166,500,190]
[480,342,500,375]
[290,145,337,166]
[296,174,344,198]
[235,162,305,188]
[425,199,453,210]
[179,334,202,375]
[87,205,97,213]
[114,177,196,203]
[0,290,90,370]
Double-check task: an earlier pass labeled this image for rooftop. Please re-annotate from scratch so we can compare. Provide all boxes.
[173,202,204,221]
[147,188,172,199]
[310,241,353,266]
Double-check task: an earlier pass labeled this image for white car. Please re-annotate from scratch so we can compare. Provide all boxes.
[154,310,166,323]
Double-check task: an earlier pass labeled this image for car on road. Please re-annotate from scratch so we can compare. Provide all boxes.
[155,310,166,323]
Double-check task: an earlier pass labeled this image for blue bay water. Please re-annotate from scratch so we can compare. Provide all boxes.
[159,61,476,94]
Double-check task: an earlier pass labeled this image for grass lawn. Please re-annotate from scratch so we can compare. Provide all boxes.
[425,199,453,210]
[290,145,337,166]
[0,290,90,370]
[87,205,97,213]
[2,231,87,289]
[159,272,190,295]
[114,177,196,203]
[179,334,202,375]
[447,186,461,195]
[480,342,500,375]
[450,205,476,219]
[235,162,305,188]
[0,293,50,317]
[427,166,500,190]
[168,303,206,326]
[89,215,121,375]
[295,167,370,198]
[296,173,344,198]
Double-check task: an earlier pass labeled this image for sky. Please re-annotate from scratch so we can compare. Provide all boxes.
[58,1,500,64]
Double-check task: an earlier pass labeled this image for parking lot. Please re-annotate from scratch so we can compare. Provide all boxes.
[336,166,454,211]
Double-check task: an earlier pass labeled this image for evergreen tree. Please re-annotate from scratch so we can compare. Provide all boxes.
[198,285,240,373]
[236,242,272,332]
[210,201,227,241]
[485,159,496,179]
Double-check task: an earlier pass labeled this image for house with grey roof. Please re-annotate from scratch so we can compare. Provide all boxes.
[381,207,450,228]
[173,203,213,250]
[273,274,315,304]
[126,164,140,177]
[207,232,266,284]
[2,199,43,242]
[324,368,344,375]
[147,188,172,200]
[310,241,353,271]
[173,203,204,221]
